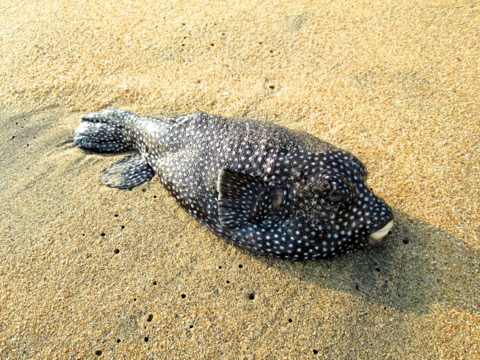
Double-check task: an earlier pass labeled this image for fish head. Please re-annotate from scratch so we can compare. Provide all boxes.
[292,150,394,253]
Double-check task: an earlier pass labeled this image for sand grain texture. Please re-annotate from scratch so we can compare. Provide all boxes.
[0,0,478,359]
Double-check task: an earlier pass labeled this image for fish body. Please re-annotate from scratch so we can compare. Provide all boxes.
[74,108,393,259]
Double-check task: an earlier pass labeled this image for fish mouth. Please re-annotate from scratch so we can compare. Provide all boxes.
[368,220,394,248]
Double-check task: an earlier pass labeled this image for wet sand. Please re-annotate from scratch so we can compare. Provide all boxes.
[0,1,478,358]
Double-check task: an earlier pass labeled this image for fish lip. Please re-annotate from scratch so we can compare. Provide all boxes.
[368,220,394,248]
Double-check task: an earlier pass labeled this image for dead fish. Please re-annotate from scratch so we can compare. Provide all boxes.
[74,108,393,259]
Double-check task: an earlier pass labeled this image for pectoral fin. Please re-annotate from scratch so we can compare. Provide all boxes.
[101,155,155,189]
[217,169,284,228]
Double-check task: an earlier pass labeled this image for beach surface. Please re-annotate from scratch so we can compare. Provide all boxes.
[0,0,478,358]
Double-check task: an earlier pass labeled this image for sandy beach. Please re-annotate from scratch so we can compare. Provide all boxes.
[0,0,478,358]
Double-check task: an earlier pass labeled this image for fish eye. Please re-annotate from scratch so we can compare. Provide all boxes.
[328,189,345,204]
[325,177,355,205]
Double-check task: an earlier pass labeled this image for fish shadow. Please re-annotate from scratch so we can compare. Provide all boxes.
[257,209,478,314]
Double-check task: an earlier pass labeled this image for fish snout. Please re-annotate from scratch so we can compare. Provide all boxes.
[367,220,394,248]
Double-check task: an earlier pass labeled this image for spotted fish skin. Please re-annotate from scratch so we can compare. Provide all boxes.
[74,108,393,260]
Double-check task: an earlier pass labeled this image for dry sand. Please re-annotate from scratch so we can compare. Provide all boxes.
[0,0,478,358]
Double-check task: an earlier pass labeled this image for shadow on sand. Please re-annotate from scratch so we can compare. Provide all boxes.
[258,209,478,314]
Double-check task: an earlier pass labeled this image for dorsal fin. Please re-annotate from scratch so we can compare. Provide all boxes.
[217,169,284,228]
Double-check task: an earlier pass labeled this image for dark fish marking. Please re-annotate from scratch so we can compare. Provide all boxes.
[73,108,394,260]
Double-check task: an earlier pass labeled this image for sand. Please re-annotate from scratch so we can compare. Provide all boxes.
[0,0,478,358]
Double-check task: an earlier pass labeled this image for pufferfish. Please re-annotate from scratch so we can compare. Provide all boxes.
[73,108,394,260]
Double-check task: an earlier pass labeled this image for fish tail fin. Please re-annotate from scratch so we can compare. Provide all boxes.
[73,108,135,153]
